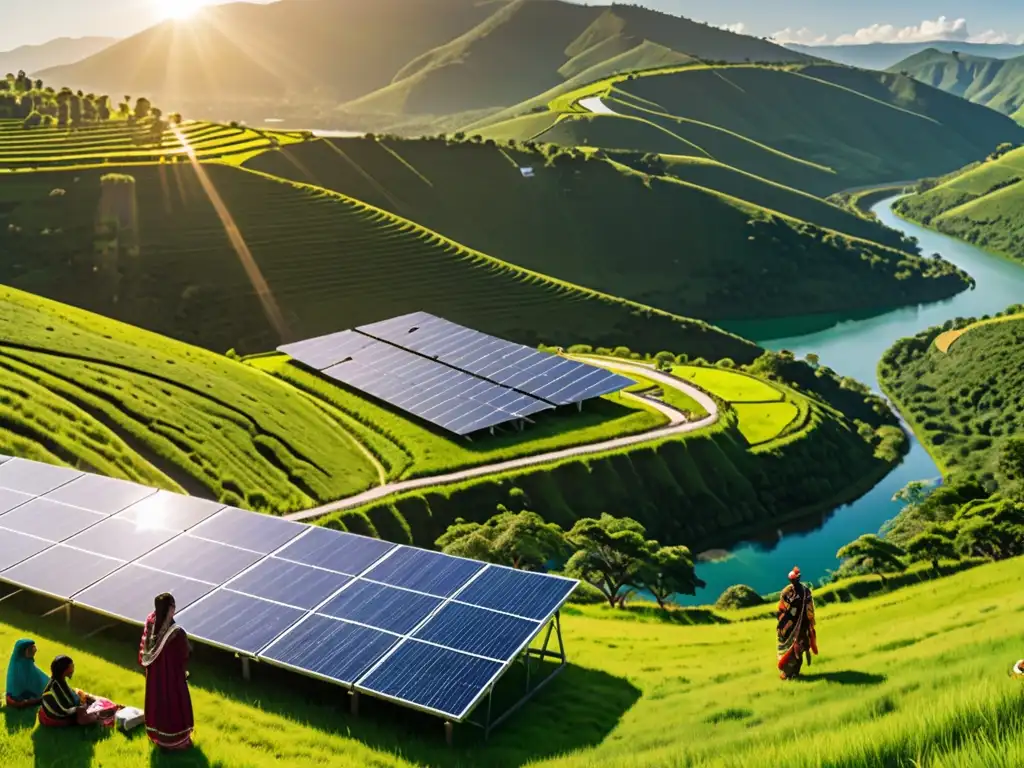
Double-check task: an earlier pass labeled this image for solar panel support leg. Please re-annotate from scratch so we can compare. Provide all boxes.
[241,657,251,681]
[576,402,582,413]
[444,720,454,746]
[0,588,23,604]
[350,691,359,717]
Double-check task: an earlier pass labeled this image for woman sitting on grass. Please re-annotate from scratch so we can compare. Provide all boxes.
[4,638,49,708]
[39,656,107,727]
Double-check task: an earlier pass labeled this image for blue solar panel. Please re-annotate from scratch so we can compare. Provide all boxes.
[44,474,157,515]
[228,558,351,610]
[275,527,394,575]
[456,567,577,620]
[0,487,34,515]
[189,507,305,554]
[413,602,539,661]
[364,547,484,598]
[358,640,503,720]
[278,330,377,371]
[73,564,215,623]
[318,580,442,635]
[0,459,82,496]
[114,491,225,532]
[0,455,9,464]
[0,499,106,541]
[0,528,53,571]
[261,615,400,684]
[176,589,305,655]
[1,546,122,599]
[138,536,262,584]
[64,518,178,562]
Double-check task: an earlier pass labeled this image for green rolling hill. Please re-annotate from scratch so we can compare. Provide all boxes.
[473,63,1024,195]
[787,39,1024,71]
[248,136,969,324]
[893,145,1024,264]
[891,48,1024,122]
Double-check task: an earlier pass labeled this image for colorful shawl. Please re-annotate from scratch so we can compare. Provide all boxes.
[5,639,49,700]
[140,611,182,668]
[777,582,818,670]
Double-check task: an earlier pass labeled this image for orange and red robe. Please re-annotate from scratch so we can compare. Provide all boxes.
[777,582,818,678]
[138,613,194,750]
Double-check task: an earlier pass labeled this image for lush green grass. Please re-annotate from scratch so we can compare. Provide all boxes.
[251,355,668,481]
[0,286,379,512]
[0,159,758,362]
[2,556,1022,767]
[935,312,1024,352]
[672,365,784,402]
[473,63,1024,196]
[732,401,800,445]
[879,309,1024,483]
[247,136,969,324]
[623,372,709,418]
[894,146,1024,264]
[0,119,301,169]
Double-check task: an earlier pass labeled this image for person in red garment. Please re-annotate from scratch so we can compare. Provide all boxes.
[776,566,818,680]
[139,593,194,750]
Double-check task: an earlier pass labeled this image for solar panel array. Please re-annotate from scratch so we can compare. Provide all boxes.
[0,457,577,722]
[278,311,633,436]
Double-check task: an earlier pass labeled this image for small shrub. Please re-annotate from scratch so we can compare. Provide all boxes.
[715,584,764,610]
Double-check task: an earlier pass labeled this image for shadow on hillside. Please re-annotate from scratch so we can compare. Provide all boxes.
[151,745,213,768]
[3,705,36,735]
[2,607,641,768]
[796,670,886,686]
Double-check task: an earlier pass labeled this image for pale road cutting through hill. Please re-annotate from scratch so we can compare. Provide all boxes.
[285,359,719,522]
[578,96,617,115]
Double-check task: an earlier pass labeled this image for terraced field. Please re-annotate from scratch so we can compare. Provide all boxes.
[0,119,298,169]
[0,286,380,513]
[0,161,758,360]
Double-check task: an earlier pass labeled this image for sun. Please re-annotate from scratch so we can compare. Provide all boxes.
[158,0,205,20]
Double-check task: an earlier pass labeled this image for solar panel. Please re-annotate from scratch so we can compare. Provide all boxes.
[227,558,351,610]
[1,546,122,599]
[138,536,263,584]
[189,507,306,554]
[0,498,106,541]
[73,564,215,623]
[413,602,539,662]
[63,518,179,562]
[43,474,157,515]
[317,580,442,635]
[275,527,395,575]
[0,454,10,464]
[175,589,305,655]
[261,615,400,685]
[114,491,225,532]
[278,330,378,371]
[357,640,503,720]
[0,528,54,571]
[363,547,485,598]
[0,487,34,515]
[456,567,577,620]
[0,459,82,496]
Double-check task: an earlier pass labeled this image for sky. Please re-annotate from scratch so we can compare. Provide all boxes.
[3,0,1024,52]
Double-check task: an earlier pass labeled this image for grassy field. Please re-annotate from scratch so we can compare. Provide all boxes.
[247,136,969,324]
[471,63,1023,196]
[251,355,668,481]
[0,158,758,362]
[1,556,1021,767]
[894,146,1024,264]
[879,310,1024,483]
[0,286,380,513]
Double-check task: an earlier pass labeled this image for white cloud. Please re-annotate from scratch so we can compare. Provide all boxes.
[773,17,1024,47]
[716,22,747,35]
[771,27,829,46]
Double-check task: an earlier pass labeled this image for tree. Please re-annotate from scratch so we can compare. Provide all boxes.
[905,532,957,572]
[636,545,704,610]
[836,534,907,576]
[564,514,654,608]
[805,353,820,369]
[892,480,935,507]
[436,508,566,570]
[998,437,1024,482]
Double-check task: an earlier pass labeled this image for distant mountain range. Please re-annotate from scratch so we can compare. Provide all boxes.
[37,0,809,116]
[785,41,1024,71]
[0,36,116,75]
[889,48,1024,122]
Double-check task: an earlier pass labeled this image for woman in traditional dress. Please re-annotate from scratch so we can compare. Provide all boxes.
[139,592,194,751]
[776,566,818,680]
[39,656,102,726]
[4,638,49,708]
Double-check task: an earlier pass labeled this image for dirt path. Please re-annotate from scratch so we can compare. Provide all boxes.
[285,360,719,522]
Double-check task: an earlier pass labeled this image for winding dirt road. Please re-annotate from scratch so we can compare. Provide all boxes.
[286,360,718,522]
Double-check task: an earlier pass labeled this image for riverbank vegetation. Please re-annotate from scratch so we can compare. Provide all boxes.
[2,554,1022,767]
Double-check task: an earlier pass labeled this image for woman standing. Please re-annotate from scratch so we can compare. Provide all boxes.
[139,593,194,750]
[776,566,818,680]
[5,639,49,708]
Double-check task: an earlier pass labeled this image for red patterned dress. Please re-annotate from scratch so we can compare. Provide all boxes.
[777,581,818,679]
[139,612,194,749]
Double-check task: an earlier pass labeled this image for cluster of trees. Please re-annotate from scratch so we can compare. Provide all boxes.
[437,508,704,609]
